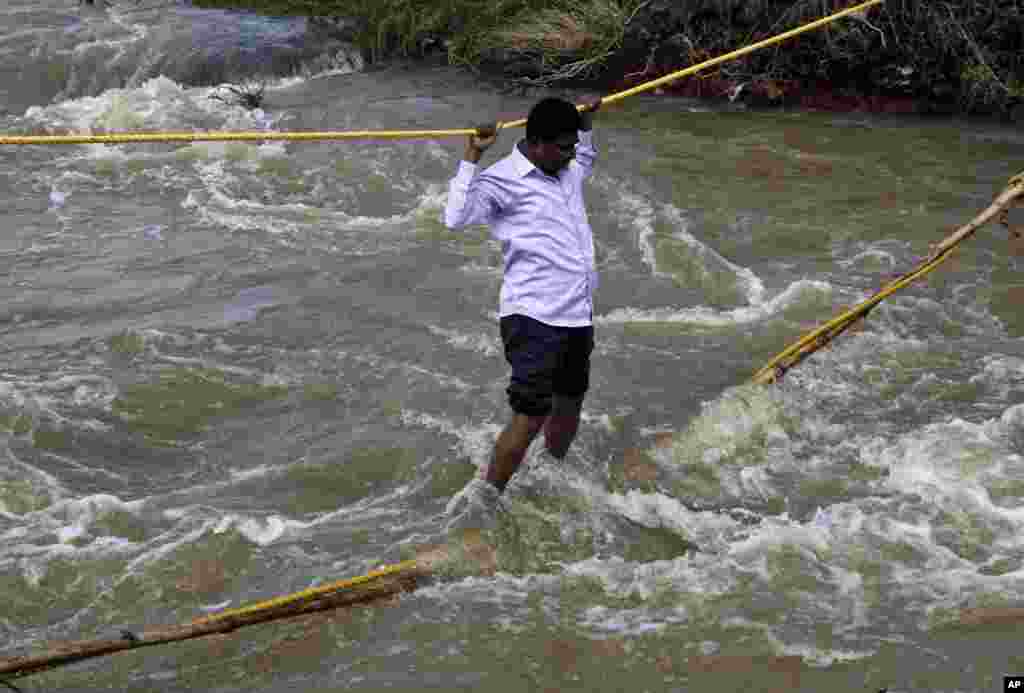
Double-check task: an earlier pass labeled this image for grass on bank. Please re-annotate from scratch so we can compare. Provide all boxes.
[192,0,1022,115]
[192,0,650,85]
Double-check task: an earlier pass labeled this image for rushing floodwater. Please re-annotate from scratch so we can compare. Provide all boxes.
[1,2,1023,691]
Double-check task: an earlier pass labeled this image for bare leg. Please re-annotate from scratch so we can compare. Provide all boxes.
[486,413,547,492]
[543,394,583,460]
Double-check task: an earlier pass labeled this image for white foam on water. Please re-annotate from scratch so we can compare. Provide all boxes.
[597,279,833,329]
[227,463,278,483]
[603,489,739,554]
[659,203,765,306]
[778,643,876,667]
[266,46,365,89]
[0,375,102,429]
[398,409,502,471]
[458,261,501,276]
[600,181,661,278]
[147,352,258,380]
[425,324,501,357]
[0,493,145,564]
[839,247,898,271]
[206,188,315,216]
[562,553,729,604]
[22,77,293,202]
[872,412,1023,505]
[577,604,681,635]
[342,350,477,393]
[598,177,765,306]
[655,383,792,468]
[49,494,143,544]
[422,139,449,164]
[413,571,561,604]
[187,179,449,244]
[114,514,244,581]
[69,11,148,58]
[25,76,206,137]
[970,354,1024,399]
[212,513,304,546]
[367,155,416,195]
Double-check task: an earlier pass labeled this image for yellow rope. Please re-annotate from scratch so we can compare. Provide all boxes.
[0,0,882,147]
[189,559,420,626]
[750,249,952,384]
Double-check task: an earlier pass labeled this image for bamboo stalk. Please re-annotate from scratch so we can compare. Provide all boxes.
[0,534,493,682]
[751,171,1024,385]
[0,565,426,680]
[932,172,1024,255]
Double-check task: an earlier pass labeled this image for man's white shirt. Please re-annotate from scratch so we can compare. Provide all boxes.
[443,130,598,327]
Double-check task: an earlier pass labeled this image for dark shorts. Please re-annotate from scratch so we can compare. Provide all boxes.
[500,313,595,417]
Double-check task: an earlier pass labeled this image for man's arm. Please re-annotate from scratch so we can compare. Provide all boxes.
[443,122,502,230]
[574,97,601,180]
[443,163,503,230]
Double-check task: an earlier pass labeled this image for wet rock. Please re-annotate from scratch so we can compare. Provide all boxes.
[652,431,674,448]
[958,606,1024,627]
[622,446,658,483]
[687,654,803,673]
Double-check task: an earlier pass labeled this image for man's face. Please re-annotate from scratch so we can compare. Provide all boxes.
[529,133,579,176]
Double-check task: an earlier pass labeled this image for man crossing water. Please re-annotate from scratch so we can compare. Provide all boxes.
[442,95,603,531]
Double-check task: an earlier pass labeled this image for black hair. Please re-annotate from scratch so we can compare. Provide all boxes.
[525,97,582,143]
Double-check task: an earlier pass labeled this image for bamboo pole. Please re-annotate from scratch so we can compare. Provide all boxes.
[751,172,1024,386]
[0,563,427,680]
[0,535,491,681]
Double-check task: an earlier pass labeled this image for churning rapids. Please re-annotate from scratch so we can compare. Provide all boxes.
[1,2,1023,691]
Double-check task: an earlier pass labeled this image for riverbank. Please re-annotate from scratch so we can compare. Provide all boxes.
[192,0,1023,121]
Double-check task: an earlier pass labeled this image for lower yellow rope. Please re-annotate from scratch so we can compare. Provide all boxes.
[752,170,1024,385]
[751,247,954,383]
[190,559,420,626]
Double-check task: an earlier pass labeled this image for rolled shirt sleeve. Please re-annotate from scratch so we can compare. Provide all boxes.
[443,161,503,230]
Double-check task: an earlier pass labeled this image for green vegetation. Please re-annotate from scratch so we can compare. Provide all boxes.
[277,446,419,511]
[0,478,52,514]
[670,462,721,499]
[111,367,289,445]
[109,331,146,355]
[32,427,71,451]
[303,382,339,400]
[935,508,997,562]
[767,543,825,600]
[847,461,887,482]
[193,0,1022,116]
[988,478,1024,502]
[0,412,33,434]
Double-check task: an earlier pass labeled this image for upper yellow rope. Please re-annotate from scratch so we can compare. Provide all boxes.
[0,0,883,147]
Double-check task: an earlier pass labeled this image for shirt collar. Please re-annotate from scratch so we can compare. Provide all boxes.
[511,138,540,178]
